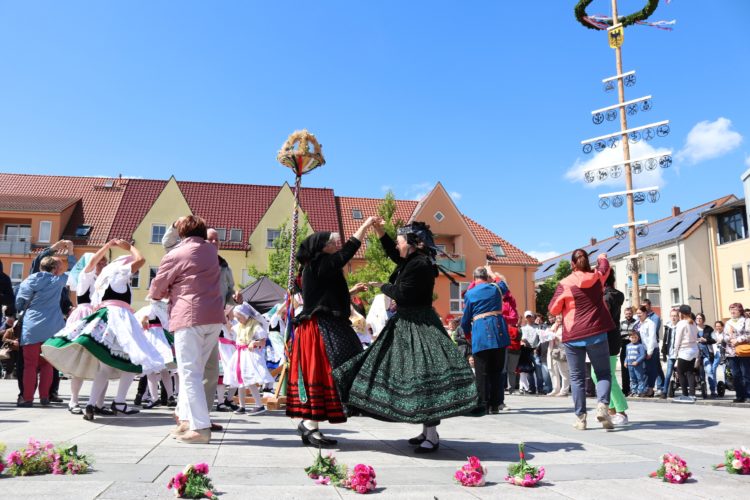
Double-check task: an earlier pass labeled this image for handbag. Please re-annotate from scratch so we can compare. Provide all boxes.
[736,343,750,357]
[551,347,567,362]
[0,342,12,361]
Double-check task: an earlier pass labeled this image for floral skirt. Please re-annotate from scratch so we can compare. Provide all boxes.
[333,306,479,423]
[286,315,362,423]
[42,302,171,379]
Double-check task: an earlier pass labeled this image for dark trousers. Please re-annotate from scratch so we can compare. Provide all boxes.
[676,358,696,396]
[474,348,506,408]
[646,347,663,389]
[619,338,630,394]
[728,356,750,399]
[50,368,60,396]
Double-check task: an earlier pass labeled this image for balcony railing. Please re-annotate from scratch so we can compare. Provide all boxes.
[0,236,31,256]
[437,255,466,274]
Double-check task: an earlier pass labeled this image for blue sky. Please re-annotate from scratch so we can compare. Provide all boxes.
[1,1,748,260]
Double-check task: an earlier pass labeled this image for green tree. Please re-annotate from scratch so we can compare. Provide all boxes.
[535,259,572,317]
[245,215,310,288]
[347,191,405,304]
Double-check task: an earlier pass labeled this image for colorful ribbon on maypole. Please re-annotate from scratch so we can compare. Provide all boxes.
[276,130,325,400]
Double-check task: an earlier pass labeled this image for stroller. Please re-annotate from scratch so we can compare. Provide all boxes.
[715,342,735,397]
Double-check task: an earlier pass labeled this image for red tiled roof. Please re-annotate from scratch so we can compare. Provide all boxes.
[109,179,340,247]
[108,179,167,241]
[463,215,539,266]
[335,196,418,258]
[0,195,80,213]
[0,173,129,246]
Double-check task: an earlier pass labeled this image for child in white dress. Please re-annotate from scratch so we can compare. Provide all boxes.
[225,303,275,416]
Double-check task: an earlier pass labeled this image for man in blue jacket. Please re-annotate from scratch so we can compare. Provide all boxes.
[462,267,510,414]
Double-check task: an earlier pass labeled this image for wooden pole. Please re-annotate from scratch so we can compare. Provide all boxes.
[611,0,641,308]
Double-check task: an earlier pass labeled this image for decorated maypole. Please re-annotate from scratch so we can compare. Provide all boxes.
[273,130,325,402]
[574,0,674,308]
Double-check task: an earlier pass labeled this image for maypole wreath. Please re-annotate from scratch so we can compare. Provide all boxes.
[574,0,660,30]
[276,129,325,401]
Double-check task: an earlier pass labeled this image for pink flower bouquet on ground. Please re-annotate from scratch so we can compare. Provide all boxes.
[650,453,691,484]
[167,463,215,498]
[713,447,750,475]
[304,450,348,487]
[454,456,487,487]
[3,438,91,476]
[0,442,6,474]
[505,443,545,487]
[342,464,377,494]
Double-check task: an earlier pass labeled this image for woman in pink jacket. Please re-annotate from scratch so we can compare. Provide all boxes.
[548,250,615,431]
[150,215,225,444]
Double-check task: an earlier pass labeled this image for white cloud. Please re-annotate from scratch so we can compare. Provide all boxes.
[450,191,462,201]
[677,117,742,164]
[407,182,433,201]
[528,250,560,261]
[566,141,671,190]
[380,185,393,193]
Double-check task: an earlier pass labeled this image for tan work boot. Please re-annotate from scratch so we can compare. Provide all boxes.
[176,428,211,444]
[170,420,190,438]
[596,403,614,430]
[574,413,587,430]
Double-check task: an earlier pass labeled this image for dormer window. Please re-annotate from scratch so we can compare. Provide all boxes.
[352,209,363,220]
[75,225,92,238]
[492,244,506,257]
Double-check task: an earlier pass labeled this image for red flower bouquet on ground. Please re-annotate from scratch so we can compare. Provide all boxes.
[505,443,545,487]
[3,438,91,476]
[167,463,215,498]
[342,464,377,494]
[454,456,487,487]
[650,453,691,484]
[714,447,750,475]
[0,442,6,474]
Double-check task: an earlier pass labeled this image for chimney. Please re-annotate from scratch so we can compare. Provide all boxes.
[590,237,597,246]
[672,206,681,217]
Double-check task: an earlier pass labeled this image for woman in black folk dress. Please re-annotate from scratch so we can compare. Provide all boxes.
[286,217,375,447]
[334,219,478,453]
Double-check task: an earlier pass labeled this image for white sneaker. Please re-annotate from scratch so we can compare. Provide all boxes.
[611,413,629,426]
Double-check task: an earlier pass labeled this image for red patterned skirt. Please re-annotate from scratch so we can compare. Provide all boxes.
[286,317,347,423]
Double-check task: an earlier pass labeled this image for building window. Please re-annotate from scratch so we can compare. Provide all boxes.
[3,224,31,241]
[449,281,470,313]
[149,267,159,287]
[215,228,227,241]
[668,253,678,272]
[38,221,52,243]
[10,263,23,284]
[229,228,243,243]
[492,244,506,257]
[645,292,661,308]
[352,209,363,220]
[434,211,445,222]
[130,271,140,289]
[733,265,745,290]
[670,288,680,305]
[718,210,748,245]
[75,225,92,238]
[151,224,167,244]
[267,229,281,248]
[435,244,446,254]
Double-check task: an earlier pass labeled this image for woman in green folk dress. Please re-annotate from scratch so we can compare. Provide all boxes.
[334,219,478,454]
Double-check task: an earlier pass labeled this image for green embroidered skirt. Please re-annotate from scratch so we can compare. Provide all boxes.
[333,306,478,423]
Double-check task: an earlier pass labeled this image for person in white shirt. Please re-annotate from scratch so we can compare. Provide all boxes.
[673,305,699,402]
[519,312,540,393]
[636,306,658,396]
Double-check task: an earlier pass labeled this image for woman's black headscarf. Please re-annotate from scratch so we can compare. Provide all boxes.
[296,231,332,265]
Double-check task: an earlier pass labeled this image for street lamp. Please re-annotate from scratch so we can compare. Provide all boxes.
[688,284,703,316]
